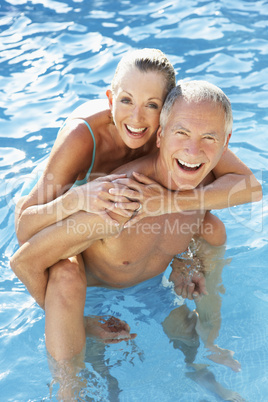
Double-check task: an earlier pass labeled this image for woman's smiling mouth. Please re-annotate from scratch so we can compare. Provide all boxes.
[126,124,147,135]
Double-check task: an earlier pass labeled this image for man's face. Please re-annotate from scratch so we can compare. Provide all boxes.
[157,98,231,190]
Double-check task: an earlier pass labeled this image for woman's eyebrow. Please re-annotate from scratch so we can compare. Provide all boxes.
[148,97,163,102]
[120,90,133,97]
[120,90,163,102]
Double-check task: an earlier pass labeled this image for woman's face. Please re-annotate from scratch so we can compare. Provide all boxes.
[107,67,168,149]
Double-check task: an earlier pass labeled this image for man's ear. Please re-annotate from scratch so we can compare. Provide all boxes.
[156,126,162,148]
[106,90,113,110]
[223,132,232,153]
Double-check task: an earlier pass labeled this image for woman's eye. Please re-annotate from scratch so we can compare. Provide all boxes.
[120,98,131,104]
[147,103,158,109]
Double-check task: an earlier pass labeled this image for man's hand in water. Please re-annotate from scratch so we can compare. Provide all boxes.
[169,261,208,302]
[84,315,137,343]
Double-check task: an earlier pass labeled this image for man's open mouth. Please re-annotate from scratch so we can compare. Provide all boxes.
[177,159,203,172]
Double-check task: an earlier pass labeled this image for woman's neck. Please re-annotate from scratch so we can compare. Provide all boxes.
[109,122,158,161]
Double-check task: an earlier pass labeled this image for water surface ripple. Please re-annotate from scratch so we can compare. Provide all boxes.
[0,0,267,401]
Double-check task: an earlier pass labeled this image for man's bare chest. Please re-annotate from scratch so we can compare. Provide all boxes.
[82,210,205,288]
[101,210,204,259]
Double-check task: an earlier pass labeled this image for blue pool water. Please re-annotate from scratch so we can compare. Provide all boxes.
[1,0,268,400]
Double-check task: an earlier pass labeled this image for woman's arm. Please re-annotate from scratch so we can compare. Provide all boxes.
[16,174,137,245]
[199,148,262,208]
[113,148,262,226]
[177,149,262,210]
[16,120,139,244]
[16,120,95,244]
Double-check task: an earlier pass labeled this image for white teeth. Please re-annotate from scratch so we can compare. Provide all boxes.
[126,125,146,133]
[178,159,201,168]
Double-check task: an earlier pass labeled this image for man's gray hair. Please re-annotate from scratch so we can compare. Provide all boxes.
[160,80,233,138]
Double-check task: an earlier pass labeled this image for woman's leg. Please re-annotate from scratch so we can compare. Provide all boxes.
[44,254,87,361]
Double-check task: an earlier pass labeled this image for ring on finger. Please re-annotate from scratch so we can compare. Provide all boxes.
[114,202,118,209]
[136,203,142,212]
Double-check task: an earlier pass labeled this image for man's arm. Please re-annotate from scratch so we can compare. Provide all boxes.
[10,211,123,307]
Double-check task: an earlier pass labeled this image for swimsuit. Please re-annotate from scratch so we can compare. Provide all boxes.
[69,119,96,187]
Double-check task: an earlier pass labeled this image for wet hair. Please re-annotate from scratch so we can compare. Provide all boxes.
[111,48,176,97]
[160,80,233,139]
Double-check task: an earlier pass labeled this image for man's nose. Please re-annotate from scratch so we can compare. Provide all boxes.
[185,139,201,156]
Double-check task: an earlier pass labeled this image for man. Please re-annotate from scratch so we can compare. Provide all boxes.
[10,81,249,362]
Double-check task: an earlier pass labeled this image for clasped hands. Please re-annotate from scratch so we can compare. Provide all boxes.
[76,171,172,226]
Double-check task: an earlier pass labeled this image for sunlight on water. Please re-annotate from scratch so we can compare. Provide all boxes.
[0,0,267,400]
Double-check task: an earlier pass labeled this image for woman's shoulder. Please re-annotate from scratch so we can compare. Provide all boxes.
[56,98,112,157]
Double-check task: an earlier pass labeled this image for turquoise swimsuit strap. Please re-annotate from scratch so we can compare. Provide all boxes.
[74,119,96,186]
[59,119,96,186]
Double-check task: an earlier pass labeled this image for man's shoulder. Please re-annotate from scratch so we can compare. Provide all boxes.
[112,154,153,177]
[198,170,215,187]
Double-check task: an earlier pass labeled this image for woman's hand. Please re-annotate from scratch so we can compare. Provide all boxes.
[76,174,142,225]
[109,172,173,227]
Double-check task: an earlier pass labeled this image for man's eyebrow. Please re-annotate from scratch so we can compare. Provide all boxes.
[173,125,220,137]
[172,125,191,133]
[202,132,219,138]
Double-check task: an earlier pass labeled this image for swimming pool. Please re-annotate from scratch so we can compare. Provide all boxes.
[1,0,267,400]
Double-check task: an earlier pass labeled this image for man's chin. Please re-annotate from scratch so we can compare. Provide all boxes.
[168,172,204,191]
[174,180,201,191]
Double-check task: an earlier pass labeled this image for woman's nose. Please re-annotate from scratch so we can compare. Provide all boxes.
[131,105,144,121]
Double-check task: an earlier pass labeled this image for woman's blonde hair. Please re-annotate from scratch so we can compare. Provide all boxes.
[111,48,176,97]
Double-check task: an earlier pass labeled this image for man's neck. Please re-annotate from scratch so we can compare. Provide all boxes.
[135,153,176,190]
